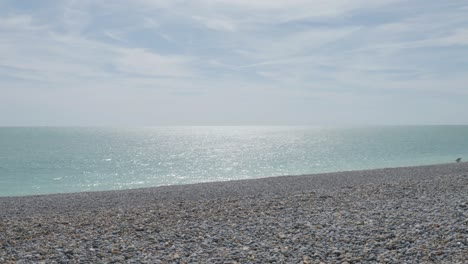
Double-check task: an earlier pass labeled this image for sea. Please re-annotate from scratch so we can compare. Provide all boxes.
[1,126,467,197]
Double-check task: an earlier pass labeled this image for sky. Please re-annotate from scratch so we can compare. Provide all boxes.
[1,0,468,126]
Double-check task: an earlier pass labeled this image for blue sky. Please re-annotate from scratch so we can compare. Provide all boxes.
[1,0,468,126]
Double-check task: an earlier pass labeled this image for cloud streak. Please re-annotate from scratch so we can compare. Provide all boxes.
[1,0,468,125]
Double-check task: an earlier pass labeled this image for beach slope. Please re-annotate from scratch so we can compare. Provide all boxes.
[1,163,467,263]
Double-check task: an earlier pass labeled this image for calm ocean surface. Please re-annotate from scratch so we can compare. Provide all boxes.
[1,126,467,197]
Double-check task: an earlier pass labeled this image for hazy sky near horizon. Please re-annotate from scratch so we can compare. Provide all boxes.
[1,0,468,126]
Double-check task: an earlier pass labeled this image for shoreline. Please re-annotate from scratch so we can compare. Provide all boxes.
[1,162,467,263]
[4,161,463,199]
[1,162,467,215]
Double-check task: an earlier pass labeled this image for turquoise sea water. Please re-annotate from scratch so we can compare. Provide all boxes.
[1,126,467,197]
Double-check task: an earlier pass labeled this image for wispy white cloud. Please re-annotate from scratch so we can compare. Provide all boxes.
[143,17,159,28]
[115,48,194,77]
[1,0,468,125]
[238,26,360,67]
[103,18,160,43]
[104,30,128,42]
[0,14,32,29]
[196,0,401,22]
[63,7,91,33]
[428,28,468,46]
[0,16,194,83]
[192,16,237,32]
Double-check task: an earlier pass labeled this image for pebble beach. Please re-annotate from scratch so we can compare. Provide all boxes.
[1,163,467,263]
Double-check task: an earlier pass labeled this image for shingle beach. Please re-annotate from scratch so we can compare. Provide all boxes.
[1,163,467,263]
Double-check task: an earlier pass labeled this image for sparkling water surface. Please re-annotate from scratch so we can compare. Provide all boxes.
[1,126,468,197]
